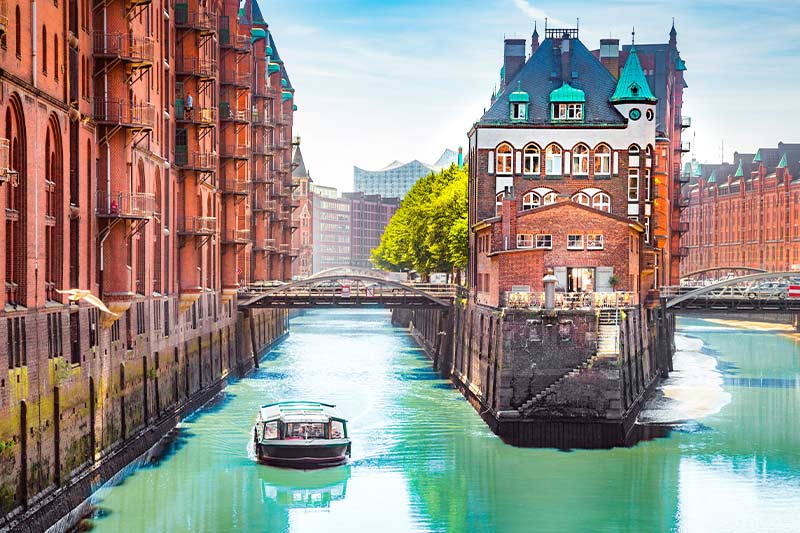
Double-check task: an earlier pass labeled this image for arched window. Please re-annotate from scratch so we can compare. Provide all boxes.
[572,192,591,206]
[628,144,640,157]
[522,192,541,210]
[594,144,611,176]
[543,191,558,205]
[496,143,513,175]
[5,96,27,305]
[44,116,63,302]
[572,144,589,175]
[545,144,562,175]
[15,6,21,57]
[523,144,540,175]
[592,192,611,213]
[42,26,47,75]
[495,192,503,216]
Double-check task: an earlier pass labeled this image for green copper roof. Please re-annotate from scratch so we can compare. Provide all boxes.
[707,170,717,184]
[610,46,657,103]
[292,104,298,111]
[281,78,288,87]
[268,63,281,74]
[549,83,585,103]
[753,151,762,163]
[676,58,687,71]
[282,91,293,101]
[251,28,266,43]
[778,153,788,168]
[265,45,273,56]
[734,160,744,177]
[509,82,530,103]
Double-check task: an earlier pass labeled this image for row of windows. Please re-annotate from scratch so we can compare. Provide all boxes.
[495,188,613,215]
[516,233,604,250]
[493,143,651,177]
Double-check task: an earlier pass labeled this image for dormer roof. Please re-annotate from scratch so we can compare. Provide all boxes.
[610,46,657,103]
[549,83,585,103]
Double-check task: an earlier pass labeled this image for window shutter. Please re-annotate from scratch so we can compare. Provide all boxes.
[516,151,522,174]
[488,151,495,174]
[564,152,571,175]
[613,151,619,175]
[553,267,567,290]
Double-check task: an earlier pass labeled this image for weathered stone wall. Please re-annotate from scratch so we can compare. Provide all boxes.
[391,308,453,376]
[0,296,288,531]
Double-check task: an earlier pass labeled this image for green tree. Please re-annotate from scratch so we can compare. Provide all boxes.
[371,164,468,281]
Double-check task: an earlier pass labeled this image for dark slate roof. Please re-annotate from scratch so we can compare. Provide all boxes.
[292,146,308,178]
[252,0,266,24]
[732,153,756,180]
[269,31,283,63]
[755,148,781,169]
[480,38,625,126]
[777,142,800,181]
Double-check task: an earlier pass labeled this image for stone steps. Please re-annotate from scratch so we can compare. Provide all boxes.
[517,352,607,414]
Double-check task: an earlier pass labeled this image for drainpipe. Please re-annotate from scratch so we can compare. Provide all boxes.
[31,1,37,88]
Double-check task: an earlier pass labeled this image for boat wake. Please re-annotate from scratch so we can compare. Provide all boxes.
[638,333,731,425]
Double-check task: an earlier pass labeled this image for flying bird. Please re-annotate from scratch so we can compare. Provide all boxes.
[55,289,119,317]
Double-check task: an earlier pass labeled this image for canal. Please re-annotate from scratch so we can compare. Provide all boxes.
[85,310,800,532]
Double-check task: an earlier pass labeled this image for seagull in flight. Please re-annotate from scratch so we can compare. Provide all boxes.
[55,289,119,317]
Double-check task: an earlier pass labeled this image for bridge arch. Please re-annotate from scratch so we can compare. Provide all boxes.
[680,266,766,284]
[666,271,800,309]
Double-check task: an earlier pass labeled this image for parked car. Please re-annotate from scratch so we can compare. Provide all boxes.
[746,280,789,300]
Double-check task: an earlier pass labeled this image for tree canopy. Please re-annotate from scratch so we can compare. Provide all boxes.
[371,164,468,279]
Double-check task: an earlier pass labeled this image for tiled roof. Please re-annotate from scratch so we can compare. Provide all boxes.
[480,38,625,126]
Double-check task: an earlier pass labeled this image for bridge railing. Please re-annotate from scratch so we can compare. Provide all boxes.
[238,279,459,303]
[502,291,637,310]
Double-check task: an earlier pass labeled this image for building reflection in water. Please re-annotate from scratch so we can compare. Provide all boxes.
[258,465,351,509]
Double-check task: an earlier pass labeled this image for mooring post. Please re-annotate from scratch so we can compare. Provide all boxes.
[543,269,558,310]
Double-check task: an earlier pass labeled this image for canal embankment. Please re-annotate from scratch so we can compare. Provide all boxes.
[1,305,288,533]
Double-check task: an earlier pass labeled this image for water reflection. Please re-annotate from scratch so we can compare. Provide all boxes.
[258,466,350,509]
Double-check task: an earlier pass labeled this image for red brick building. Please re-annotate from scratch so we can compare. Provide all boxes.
[680,142,800,275]
[469,26,676,307]
[291,144,312,278]
[0,0,292,514]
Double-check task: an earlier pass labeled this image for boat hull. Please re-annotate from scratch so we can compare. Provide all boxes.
[256,439,351,468]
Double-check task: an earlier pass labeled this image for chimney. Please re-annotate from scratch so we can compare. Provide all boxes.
[503,38,527,89]
[500,189,516,250]
[599,38,620,79]
[560,34,571,83]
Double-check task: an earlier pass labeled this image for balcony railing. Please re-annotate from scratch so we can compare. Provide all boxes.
[220,144,250,160]
[253,199,276,212]
[680,116,691,128]
[96,192,155,218]
[175,56,217,79]
[279,244,290,254]
[673,221,689,233]
[219,103,250,123]
[255,87,280,99]
[253,238,276,252]
[276,113,292,125]
[250,112,275,127]
[223,229,250,244]
[221,70,251,87]
[175,151,218,171]
[174,5,217,35]
[675,196,690,208]
[175,105,216,126]
[220,176,250,195]
[675,246,689,257]
[677,142,691,153]
[678,174,690,184]
[251,174,274,185]
[502,291,637,310]
[178,216,217,235]
[93,32,155,65]
[252,142,276,155]
[93,99,155,130]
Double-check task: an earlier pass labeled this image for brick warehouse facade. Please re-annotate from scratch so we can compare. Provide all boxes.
[291,144,311,278]
[680,143,800,274]
[0,0,295,523]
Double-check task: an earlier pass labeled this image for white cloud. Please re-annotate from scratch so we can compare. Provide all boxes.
[510,0,565,26]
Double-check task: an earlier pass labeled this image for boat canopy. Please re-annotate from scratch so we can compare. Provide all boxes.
[259,401,346,424]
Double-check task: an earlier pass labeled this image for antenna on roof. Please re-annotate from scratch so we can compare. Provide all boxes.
[631,27,636,46]
[692,132,696,160]
[545,17,548,32]
[576,18,579,31]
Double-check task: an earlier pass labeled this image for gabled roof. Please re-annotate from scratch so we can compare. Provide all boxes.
[514,199,645,230]
[610,46,657,103]
[292,146,309,178]
[252,0,266,25]
[480,38,625,126]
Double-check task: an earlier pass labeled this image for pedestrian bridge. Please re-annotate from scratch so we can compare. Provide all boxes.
[663,271,800,313]
[238,270,458,309]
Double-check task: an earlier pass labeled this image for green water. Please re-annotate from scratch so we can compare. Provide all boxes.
[88,311,800,532]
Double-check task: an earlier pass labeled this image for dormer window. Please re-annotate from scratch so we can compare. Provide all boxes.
[508,82,530,123]
[549,82,585,122]
[511,102,527,120]
[553,103,582,121]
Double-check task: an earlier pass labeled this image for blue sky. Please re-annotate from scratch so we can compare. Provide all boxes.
[258,0,800,192]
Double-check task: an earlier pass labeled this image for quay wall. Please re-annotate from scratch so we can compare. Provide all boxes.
[393,302,675,449]
[0,295,287,532]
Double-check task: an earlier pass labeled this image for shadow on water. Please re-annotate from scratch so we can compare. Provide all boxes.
[141,426,197,468]
[259,371,289,380]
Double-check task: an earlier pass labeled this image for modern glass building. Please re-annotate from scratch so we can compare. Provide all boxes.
[353,149,459,199]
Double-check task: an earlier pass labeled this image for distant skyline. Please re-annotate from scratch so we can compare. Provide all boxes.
[259,0,800,192]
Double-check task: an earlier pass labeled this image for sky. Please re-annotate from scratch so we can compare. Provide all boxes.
[257,0,800,192]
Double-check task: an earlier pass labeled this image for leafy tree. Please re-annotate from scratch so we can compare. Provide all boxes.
[371,164,468,281]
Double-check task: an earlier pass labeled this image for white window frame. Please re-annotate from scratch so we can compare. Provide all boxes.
[545,145,562,175]
[517,234,534,248]
[496,143,513,175]
[594,145,611,176]
[592,192,611,213]
[511,103,527,120]
[543,192,558,205]
[587,234,604,250]
[535,234,552,249]
[628,168,640,202]
[572,192,591,206]
[572,144,589,175]
[495,192,504,216]
[567,234,584,250]
[645,168,652,201]
[553,103,583,120]
[523,145,540,175]
[522,192,541,210]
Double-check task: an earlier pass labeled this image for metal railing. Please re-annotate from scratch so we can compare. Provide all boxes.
[221,70,251,87]
[93,32,154,64]
[502,291,637,310]
[253,238,276,251]
[220,176,249,194]
[93,99,155,129]
[178,216,217,235]
[174,5,217,34]
[253,199,276,212]
[675,246,689,257]
[175,56,217,78]
[220,144,250,160]
[175,151,217,171]
[176,105,216,125]
[223,228,250,244]
[96,192,155,218]
[250,112,275,127]
[219,103,250,123]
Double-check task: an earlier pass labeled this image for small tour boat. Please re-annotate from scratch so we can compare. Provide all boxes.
[253,401,351,468]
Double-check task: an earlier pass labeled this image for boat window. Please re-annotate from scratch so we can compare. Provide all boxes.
[263,421,278,440]
[284,422,327,440]
[331,421,345,439]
